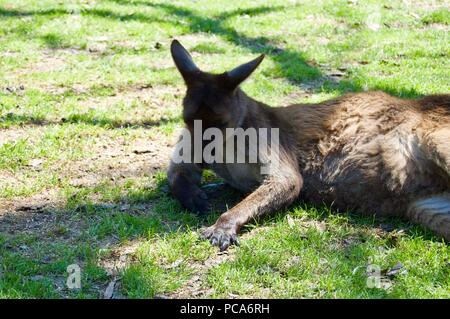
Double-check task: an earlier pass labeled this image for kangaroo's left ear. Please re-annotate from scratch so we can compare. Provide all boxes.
[171,39,200,82]
[226,54,265,90]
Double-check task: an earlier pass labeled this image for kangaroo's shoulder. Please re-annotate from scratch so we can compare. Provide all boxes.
[416,94,450,118]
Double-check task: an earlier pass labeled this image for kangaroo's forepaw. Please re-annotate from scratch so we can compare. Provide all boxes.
[178,188,211,214]
[190,190,211,214]
[200,223,240,251]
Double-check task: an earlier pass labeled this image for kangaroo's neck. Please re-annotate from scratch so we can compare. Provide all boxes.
[236,89,335,151]
[234,89,275,129]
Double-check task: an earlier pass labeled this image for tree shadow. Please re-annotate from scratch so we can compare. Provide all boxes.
[0,3,325,88]
[0,112,178,129]
[0,6,168,24]
[0,3,426,97]
[143,2,325,87]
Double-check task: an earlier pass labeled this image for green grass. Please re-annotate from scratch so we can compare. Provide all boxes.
[0,0,449,299]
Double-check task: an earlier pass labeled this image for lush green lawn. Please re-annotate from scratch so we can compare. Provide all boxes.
[0,0,449,298]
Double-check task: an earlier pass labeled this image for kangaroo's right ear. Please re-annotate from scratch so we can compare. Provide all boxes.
[171,40,199,81]
[225,54,265,90]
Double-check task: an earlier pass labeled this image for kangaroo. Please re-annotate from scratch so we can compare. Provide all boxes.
[167,40,450,251]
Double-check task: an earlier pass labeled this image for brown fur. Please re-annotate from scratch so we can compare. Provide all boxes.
[168,40,450,250]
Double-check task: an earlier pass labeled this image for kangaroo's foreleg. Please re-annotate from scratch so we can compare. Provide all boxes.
[201,162,303,251]
[168,160,210,214]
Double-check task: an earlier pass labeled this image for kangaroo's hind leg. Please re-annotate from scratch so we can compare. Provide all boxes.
[408,125,450,240]
[422,128,450,175]
[407,195,450,241]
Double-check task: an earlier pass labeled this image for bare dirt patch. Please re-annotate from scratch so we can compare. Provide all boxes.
[408,1,449,11]
[81,84,182,113]
[280,90,313,105]
[0,125,175,241]
[4,49,79,93]
[424,23,449,31]
[165,224,272,299]
[98,240,142,299]
[0,126,47,146]
[59,135,173,188]
[168,248,236,298]
[0,189,62,235]
[26,51,68,74]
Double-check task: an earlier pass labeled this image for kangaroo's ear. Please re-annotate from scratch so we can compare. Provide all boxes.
[226,54,265,90]
[171,40,199,81]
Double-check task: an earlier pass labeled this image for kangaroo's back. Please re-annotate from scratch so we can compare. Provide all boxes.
[417,94,450,115]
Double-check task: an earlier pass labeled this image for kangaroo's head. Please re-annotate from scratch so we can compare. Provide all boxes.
[170,40,264,131]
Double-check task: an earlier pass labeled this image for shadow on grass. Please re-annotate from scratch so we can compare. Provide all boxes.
[0,171,244,298]
[0,3,333,90]
[241,195,442,252]
[112,1,327,87]
[0,171,242,241]
[0,163,441,298]
[0,111,179,129]
[0,3,426,98]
